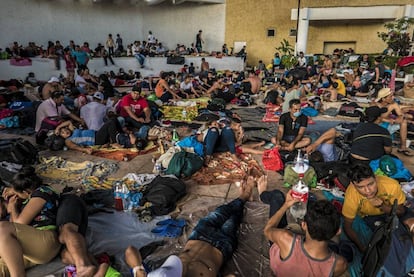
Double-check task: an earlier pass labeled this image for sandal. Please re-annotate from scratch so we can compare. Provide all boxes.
[397,149,414,156]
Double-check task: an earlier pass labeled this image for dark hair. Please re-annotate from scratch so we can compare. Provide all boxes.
[45,134,66,151]
[11,166,43,193]
[348,164,375,184]
[304,200,340,241]
[161,72,169,79]
[289,98,301,108]
[51,91,64,99]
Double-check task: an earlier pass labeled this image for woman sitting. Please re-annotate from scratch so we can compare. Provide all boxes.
[0,167,61,276]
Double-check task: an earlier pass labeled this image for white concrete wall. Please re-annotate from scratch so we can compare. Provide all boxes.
[0,0,225,53]
[0,56,245,80]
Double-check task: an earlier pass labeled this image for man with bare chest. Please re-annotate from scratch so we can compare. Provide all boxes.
[125,177,255,277]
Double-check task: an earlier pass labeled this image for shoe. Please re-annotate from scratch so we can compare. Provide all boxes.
[397,149,414,156]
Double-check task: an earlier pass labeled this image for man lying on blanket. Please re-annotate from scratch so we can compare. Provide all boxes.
[53,118,140,154]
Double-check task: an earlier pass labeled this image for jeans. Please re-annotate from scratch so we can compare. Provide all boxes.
[134,53,145,66]
[134,125,150,139]
[204,127,236,156]
[188,198,245,262]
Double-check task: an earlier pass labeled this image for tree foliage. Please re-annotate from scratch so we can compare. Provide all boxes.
[377,17,414,56]
[275,39,297,69]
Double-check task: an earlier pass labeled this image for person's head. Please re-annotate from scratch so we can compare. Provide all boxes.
[289,99,301,117]
[303,200,340,241]
[348,164,377,199]
[48,76,59,85]
[93,91,104,102]
[130,84,141,100]
[362,106,387,123]
[375,87,393,104]
[51,91,65,106]
[199,30,202,33]
[45,134,66,151]
[374,56,382,64]
[299,51,304,57]
[59,126,72,139]
[161,71,169,80]
[11,166,43,199]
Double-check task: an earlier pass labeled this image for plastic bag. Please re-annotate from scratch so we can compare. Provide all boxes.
[262,148,284,171]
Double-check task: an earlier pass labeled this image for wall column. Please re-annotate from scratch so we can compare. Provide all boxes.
[296,8,309,54]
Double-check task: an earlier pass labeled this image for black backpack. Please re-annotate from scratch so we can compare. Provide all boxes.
[338,102,364,118]
[0,138,38,165]
[362,199,414,276]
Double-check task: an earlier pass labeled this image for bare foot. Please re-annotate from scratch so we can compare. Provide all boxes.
[240,176,255,201]
[76,265,97,277]
[257,175,268,198]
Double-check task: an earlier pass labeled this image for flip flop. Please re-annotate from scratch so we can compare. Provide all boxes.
[151,224,183,238]
[397,149,414,156]
[155,218,186,227]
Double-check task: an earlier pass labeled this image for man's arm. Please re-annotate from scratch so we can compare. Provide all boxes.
[124,106,144,123]
[65,139,92,154]
[264,190,296,257]
[67,113,86,127]
[271,124,284,146]
[343,217,366,253]
[143,107,151,123]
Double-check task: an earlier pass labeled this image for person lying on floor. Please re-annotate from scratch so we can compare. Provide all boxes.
[54,117,140,154]
[124,176,256,277]
[0,167,61,277]
[259,176,348,276]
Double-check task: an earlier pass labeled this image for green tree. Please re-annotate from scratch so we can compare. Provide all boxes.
[275,39,297,69]
[377,17,414,56]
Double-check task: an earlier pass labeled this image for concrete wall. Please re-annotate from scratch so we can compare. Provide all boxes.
[225,0,414,66]
[0,56,244,81]
[0,0,225,53]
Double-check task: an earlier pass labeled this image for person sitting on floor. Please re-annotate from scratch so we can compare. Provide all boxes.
[259,176,348,276]
[124,176,256,277]
[271,98,311,152]
[155,72,181,103]
[0,167,61,276]
[342,164,414,253]
[375,87,413,156]
[80,91,108,131]
[305,106,392,164]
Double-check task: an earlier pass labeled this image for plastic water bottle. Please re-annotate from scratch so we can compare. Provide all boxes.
[154,161,162,175]
[121,184,131,212]
[292,150,309,179]
[113,183,123,211]
[182,108,187,120]
[290,179,309,221]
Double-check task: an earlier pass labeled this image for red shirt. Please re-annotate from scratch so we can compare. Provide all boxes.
[119,94,148,118]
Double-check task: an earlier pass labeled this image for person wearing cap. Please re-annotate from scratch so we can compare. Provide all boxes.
[35,90,85,133]
[375,87,413,156]
[41,76,63,100]
[80,91,107,131]
[118,84,152,137]
[124,176,256,277]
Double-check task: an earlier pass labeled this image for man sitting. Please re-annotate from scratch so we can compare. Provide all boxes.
[271,98,311,152]
[259,175,348,276]
[342,164,414,253]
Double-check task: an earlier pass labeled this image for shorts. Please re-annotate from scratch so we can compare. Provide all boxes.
[282,135,296,143]
[379,122,400,135]
[317,143,337,162]
[56,194,88,236]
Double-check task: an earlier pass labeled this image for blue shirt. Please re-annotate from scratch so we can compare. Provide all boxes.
[68,129,95,146]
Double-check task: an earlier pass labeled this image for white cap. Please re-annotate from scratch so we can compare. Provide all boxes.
[147,255,182,277]
[93,91,104,101]
[48,76,60,83]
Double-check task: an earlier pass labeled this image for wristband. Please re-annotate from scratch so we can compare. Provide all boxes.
[132,265,146,276]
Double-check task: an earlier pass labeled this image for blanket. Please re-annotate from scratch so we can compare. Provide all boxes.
[91,141,158,161]
[262,104,282,122]
[192,153,264,186]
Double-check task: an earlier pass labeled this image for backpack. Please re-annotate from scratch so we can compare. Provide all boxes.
[207,98,226,112]
[165,151,204,178]
[140,175,186,216]
[0,138,38,165]
[35,116,63,145]
[362,200,414,277]
[338,102,364,118]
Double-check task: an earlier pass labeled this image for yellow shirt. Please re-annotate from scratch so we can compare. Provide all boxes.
[335,79,346,96]
[342,175,406,219]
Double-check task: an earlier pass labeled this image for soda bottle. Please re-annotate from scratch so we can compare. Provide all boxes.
[289,179,309,221]
[171,129,179,145]
[113,183,123,211]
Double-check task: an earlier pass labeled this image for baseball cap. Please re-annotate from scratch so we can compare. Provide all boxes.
[365,106,387,122]
[375,88,391,102]
[48,76,60,83]
[147,255,182,277]
[93,92,104,101]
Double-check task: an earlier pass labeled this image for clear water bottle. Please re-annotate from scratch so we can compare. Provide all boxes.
[290,179,309,221]
[154,161,162,175]
[292,150,309,179]
[121,184,131,212]
[182,108,187,120]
